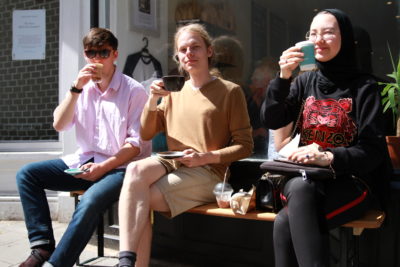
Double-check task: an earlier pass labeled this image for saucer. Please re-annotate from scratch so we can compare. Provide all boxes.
[64,168,85,175]
[156,151,185,159]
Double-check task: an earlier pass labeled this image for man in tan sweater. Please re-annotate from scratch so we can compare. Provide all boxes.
[116,23,253,267]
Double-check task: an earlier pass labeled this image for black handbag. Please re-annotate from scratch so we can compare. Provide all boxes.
[260,159,335,181]
[255,172,289,212]
[255,160,335,213]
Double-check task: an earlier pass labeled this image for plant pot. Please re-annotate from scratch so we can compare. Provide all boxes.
[386,136,400,169]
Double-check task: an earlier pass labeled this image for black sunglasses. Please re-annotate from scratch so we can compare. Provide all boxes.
[84,49,111,59]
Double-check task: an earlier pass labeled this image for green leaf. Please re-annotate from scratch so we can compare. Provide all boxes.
[382,43,400,125]
[383,100,391,113]
[381,83,393,95]
[388,43,396,71]
[388,87,396,108]
[397,56,400,81]
[382,95,389,104]
[388,73,397,80]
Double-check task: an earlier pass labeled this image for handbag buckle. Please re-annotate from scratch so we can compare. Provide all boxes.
[299,169,309,182]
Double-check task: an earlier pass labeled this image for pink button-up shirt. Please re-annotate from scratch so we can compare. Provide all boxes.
[61,70,151,169]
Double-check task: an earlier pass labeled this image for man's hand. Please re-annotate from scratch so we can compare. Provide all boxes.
[175,149,220,168]
[147,79,170,110]
[74,162,106,181]
[74,64,99,89]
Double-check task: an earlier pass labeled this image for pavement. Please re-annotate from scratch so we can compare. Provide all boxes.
[0,220,119,267]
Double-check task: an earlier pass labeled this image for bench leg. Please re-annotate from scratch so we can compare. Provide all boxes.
[339,228,348,267]
[97,214,104,257]
[339,227,359,267]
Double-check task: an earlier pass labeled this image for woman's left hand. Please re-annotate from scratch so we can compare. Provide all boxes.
[288,143,333,167]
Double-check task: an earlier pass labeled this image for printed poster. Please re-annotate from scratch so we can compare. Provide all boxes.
[12,9,46,60]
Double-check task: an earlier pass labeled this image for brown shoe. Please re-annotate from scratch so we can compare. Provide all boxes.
[19,248,51,267]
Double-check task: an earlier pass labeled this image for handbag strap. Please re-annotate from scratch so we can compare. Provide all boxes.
[289,72,312,140]
[290,100,305,140]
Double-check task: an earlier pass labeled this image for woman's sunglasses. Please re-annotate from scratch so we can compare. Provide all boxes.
[84,49,111,59]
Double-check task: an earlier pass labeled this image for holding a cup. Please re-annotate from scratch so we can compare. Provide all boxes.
[162,75,185,91]
[295,40,316,71]
[278,38,318,80]
[92,63,103,83]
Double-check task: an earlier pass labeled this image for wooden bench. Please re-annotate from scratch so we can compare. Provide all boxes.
[187,203,385,267]
[71,190,386,267]
[188,203,385,236]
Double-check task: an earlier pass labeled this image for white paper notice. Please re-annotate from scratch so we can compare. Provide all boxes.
[12,9,46,60]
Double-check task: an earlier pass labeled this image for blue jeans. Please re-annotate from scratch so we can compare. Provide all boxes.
[16,159,125,267]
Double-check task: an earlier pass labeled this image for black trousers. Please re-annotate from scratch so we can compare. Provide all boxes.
[273,177,370,267]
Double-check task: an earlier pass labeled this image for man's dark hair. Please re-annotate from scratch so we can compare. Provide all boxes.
[82,27,118,50]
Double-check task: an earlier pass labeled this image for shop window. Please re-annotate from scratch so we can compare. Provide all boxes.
[0,0,60,147]
[162,0,399,159]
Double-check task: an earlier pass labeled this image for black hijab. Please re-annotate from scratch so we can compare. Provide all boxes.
[315,9,360,89]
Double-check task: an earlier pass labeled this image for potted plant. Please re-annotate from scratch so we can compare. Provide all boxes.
[380,47,400,168]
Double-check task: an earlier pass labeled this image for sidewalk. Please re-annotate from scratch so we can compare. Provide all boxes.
[0,220,118,267]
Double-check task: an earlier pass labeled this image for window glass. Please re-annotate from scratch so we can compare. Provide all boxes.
[166,0,400,159]
[0,0,59,142]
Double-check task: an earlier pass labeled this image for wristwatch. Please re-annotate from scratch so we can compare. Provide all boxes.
[70,83,83,94]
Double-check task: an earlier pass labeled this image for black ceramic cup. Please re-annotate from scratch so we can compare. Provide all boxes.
[162,75,185,91]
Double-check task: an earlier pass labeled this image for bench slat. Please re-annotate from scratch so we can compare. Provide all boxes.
[188,203,385,231]
[342,209,385,229]
[188,203,276,221]
[71,191,385,235]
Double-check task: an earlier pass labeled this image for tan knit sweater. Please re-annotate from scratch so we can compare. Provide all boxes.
[141,78,253,178]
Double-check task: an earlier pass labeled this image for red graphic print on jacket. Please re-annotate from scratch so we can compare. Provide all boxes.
[300,96,357,149]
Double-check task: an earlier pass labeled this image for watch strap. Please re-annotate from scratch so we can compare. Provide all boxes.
[70,85,83,94]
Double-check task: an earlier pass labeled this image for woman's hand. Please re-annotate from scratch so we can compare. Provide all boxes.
[288,143,333,167]
[279,46,304,79]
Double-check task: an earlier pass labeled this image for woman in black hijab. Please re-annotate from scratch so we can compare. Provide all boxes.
[261,9,391,266]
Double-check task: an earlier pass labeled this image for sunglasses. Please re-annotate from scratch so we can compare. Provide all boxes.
[84,49,112,59]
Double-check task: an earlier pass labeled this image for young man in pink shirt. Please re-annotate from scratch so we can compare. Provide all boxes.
[16,28,151,267]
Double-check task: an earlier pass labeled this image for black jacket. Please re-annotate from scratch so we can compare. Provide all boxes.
[260,71,392,208]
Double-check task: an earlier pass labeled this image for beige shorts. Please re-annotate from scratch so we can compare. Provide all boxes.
[154,156,222,218]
